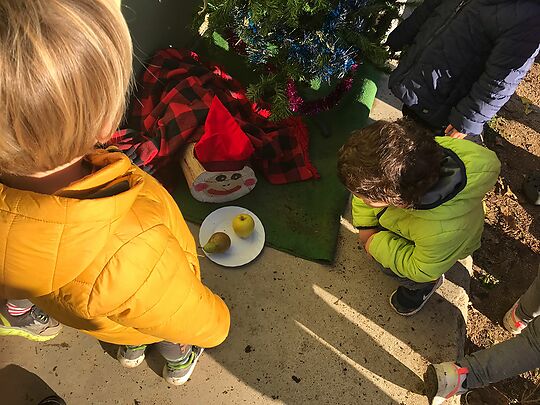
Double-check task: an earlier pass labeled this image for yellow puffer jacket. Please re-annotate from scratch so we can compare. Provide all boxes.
[0,150,230,346]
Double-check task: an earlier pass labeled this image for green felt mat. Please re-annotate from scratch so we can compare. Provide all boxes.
[172,50,379,263]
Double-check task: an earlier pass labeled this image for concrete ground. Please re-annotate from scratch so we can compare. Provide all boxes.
[0,76,470,405]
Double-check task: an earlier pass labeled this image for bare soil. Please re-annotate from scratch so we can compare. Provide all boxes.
[463,62,540,405]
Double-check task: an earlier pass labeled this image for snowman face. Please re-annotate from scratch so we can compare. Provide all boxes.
[191,166,257,203]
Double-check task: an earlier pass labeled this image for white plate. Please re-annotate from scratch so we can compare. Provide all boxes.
[199,206,265,267]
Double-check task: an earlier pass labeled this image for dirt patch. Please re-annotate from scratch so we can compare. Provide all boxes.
[464,62,540,404]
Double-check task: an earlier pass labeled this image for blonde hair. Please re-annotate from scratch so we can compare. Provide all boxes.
[0,0,132,175]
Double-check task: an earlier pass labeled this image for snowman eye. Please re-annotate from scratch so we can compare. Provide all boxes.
[216,175,227,182]
[231,173,242,180]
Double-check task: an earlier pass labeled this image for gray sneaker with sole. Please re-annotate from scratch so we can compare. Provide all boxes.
[117,345,147,368]
[0,305,62,342]
[163,346,204,386]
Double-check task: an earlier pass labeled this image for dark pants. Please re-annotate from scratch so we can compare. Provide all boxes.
[379,265,438,291]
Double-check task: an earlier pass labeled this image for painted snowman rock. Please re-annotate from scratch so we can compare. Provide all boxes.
[191,167,257,203]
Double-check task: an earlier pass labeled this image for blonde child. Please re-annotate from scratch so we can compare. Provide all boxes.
[0,0,230,385]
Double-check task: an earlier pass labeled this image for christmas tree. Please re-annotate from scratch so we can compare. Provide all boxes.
[196,0,398,119]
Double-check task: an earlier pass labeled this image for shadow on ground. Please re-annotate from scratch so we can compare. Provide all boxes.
[484,126,540,242]
[190,226,467,404]
[472,126,540,327]
[472,223,539,325]
[498,93,540,135]
[89,228,466,405]
[0,364,60,405]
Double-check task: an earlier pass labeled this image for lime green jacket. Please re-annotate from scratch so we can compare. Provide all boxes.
[352,137,500,283]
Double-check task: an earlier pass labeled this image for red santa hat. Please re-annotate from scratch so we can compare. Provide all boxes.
[194,96,255,172]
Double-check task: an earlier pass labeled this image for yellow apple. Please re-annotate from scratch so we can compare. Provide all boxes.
[232,213,255,238]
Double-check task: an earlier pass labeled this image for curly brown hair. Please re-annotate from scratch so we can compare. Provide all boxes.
[337,118,443,208]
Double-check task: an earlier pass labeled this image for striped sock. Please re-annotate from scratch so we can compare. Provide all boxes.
[7,302,33,316]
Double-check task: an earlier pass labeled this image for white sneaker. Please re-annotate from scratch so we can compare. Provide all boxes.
[503,300,528,335]
[117,345,147,368]
[163,346,204,386]
[424,362,469,405]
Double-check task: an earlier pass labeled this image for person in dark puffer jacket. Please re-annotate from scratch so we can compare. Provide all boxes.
[387,0,540,141]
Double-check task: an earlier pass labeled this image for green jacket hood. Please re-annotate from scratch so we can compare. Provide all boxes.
[410,137,500,220]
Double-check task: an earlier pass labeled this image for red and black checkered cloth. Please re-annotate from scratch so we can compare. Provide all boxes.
[112,49,319,185]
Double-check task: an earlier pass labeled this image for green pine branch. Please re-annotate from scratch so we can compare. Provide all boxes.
[193,0,398,115]
[346,32,392,70]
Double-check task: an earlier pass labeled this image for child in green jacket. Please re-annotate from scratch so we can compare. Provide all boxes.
[337,119,500,315]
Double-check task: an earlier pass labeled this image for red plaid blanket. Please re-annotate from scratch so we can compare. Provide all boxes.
[112,49,319,185]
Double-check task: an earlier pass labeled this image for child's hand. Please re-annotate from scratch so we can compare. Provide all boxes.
[364,232,377,257]
[445,125,467,139]
[358,229,379,254]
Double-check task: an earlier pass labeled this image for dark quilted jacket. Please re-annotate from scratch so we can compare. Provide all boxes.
[387,0,540,135]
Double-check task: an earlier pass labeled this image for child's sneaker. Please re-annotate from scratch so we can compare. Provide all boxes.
[0,305,62,341]
[503,300,528,335]
[390,275,444,316]
[163,346,204,386]
[38,396,66,405]
[424,362,469,405]
[117,345,147,368]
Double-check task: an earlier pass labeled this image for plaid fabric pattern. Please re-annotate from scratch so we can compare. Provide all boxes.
[112,49,319,185]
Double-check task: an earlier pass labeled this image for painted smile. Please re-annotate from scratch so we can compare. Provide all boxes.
[207,185,242,195]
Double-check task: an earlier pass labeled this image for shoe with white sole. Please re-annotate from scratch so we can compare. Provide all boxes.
[390,275,444,316]
[503,300,528,335]
[424,362,469,405]
[0,305,62,342]
[163,346,204,386]
[117,345,147,368]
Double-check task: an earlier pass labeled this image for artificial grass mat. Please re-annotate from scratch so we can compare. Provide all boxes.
[171,50,379,263]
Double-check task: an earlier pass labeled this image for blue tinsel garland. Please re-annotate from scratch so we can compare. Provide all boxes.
[232,0,369,82]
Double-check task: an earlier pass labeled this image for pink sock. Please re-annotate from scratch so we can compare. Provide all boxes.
[6,302,32,316]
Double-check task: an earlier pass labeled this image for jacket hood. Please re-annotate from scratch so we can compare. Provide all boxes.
[416,147,466,209]
[412,137,500,220]
[0,151,144,298]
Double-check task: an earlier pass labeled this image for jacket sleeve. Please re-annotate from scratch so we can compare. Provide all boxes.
[449,24,540,135]
[351,196,380,229]
[368,230,455,283]
[106,225,230,348]
[386,0,443,51]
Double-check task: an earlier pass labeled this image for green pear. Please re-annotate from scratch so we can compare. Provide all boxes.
[203,232,231,253]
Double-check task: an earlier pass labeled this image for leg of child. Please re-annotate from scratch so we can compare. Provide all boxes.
[156,341,192,362]
[378,265,442,316]
[458,315,540,389]
[0,299,62,341]
[155,341,203,386]
[502,264,540,335]
[425,268,540,401]
[515,265,540,322]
